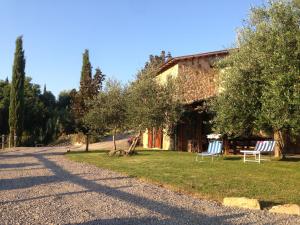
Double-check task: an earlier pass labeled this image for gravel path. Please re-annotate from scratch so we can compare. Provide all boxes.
[0,147,299,225]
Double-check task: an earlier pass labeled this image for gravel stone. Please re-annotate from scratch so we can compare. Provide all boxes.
[0,147,299,225]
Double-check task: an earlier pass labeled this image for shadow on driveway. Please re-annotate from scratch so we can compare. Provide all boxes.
[0,149,266,225]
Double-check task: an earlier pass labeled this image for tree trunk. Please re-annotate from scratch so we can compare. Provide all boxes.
[9,130,15,148]
[8,130,15,148]
[223,136,230,155]
[274,130,286,158]
[85,134,89,152]
[284,129,291,154]
[113,129,117,151]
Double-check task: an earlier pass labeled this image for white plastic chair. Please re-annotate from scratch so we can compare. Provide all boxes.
[240,141,276,163]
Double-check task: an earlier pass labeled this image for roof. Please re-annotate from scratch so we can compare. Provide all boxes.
[157,49,230,74]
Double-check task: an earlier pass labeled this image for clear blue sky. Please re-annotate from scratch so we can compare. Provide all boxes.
[0,0,264,96]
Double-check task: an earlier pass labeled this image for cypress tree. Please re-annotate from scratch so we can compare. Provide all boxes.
[72,49,103,151]
[9,36,25,146]
[80,49,93,98]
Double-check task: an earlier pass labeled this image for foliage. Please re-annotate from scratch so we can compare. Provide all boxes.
[126,77,182,135]
[83,50,180,154]
[0,76,76,146]
[136,51,171,80]
[212,0,300,155]
[0,79,10,134]
[9,36,25,146]
[126,51,181,136]
[93,68,105,93]
[40,86,57,143]
[21,77,67,145]
[56,90,76,135]
[2,48,103,147]
[22,77,46,145]
[212,48,264,137]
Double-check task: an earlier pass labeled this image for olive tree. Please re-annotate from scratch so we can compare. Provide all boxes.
[213,0,300,157]
[84,79,126,153]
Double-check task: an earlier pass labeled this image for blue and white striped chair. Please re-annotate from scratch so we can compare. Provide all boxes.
[196,140,223,162]
[241,140,276,163]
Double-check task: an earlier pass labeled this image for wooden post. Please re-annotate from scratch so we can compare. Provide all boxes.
[113,129,117,151]
[8,135,11,149]
[14,135,17,148]
[1,135,4,150]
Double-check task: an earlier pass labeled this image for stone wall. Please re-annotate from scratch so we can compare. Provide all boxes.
[177,57,219,103]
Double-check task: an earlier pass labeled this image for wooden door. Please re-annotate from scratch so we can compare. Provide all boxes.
[148,128,153,148]
[148,128,163,149]
[177,124,187,151]
[154,128,163,149]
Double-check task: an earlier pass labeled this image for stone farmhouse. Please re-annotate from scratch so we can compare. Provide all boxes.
[142,49,229,152]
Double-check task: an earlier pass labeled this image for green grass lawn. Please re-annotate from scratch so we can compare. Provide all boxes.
[66,150,300,206]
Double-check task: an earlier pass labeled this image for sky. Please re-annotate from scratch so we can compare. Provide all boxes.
[0,0,264,96]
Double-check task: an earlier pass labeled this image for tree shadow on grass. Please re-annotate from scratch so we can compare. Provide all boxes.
[126,151,152,157]
[222,156,242,161]
[91,176,133,182]
[65,150,109,155]
[280,156,300,162]
[66,150,155,157]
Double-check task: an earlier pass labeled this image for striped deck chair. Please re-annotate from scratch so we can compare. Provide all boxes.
[196,140,223,162]
[241,140,276,163]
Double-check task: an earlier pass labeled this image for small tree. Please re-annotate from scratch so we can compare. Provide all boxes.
[213,0,300,157]
[126,76,182,153]
[124,51,181,153]
[85,79,126,154]
[9,36,25,146]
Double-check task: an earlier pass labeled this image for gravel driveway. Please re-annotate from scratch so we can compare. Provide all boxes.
[0,147,299,225]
